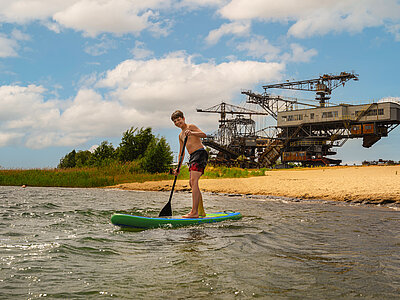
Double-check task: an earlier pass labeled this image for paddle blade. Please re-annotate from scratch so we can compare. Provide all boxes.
[158,201,172,217]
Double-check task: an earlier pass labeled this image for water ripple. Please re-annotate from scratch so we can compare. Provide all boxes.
[0,186,399,299]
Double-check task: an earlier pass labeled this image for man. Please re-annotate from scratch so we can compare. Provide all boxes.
[171,110,208,218]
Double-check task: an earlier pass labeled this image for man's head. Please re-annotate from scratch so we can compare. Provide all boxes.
[171,110,184,121]
[171,110,185,128]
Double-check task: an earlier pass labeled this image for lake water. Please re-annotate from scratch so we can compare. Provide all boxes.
[1,186,399,299]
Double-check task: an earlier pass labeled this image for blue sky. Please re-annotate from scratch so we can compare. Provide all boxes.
[1,0,400,168]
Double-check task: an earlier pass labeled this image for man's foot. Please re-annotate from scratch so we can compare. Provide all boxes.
[182,213,199,218]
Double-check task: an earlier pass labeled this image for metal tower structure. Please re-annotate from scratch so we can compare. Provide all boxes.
[197,102,269,166]
[198,72,400,168]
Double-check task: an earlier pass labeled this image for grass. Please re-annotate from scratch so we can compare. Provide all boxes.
[0,162,270,188]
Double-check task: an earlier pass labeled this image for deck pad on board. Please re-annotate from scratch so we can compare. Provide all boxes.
[111,211,242,230]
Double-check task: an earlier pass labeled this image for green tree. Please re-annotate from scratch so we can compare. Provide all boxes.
[141,137,173,173]
[117,127,154,161]
[58,149,76,168]
[89,141,115,166]
[117,127,137,162]
[75,150,92,167]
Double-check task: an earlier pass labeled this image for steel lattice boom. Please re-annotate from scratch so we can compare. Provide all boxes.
[262,71,359,107]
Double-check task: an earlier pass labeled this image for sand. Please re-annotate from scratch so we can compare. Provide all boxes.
[109,165,400,205]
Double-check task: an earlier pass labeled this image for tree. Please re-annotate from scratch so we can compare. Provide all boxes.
[75,150,92,167]
[89,141,115,166]
[58,149,76,168]
[141,137,173,173]
[117,127,137,162]
[133,127,154,159]
[57,126,174,172]
[117,127,154,161]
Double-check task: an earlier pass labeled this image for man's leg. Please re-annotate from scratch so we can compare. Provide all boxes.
[183,170,202,218]
[198,193,206,217]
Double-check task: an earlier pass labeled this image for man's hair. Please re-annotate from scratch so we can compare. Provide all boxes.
[171,110,184,121]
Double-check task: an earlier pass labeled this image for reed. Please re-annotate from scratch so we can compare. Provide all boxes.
[0,163,268,188]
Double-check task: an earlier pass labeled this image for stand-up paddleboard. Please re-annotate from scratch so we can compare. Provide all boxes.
[111,211,242,230]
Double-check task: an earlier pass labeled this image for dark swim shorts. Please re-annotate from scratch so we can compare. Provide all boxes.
[188,148,208,174]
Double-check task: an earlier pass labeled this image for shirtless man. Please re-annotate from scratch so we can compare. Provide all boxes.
[171,110,208,218]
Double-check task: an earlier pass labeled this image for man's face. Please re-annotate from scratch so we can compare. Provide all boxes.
[173,117,185,128]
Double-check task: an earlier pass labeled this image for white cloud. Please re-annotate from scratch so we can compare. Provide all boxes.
[42,21,62,33]
[236,36,317,63]
[53,0,155,37]
[2,0,400,40]
[281,43,318,63]
[0,0,73,23]
[131,41,154,59]
[0,34,19,57]
[379,97,400,104]
[218,0,400,39]
[98,52,284,129]
[0,132,24,147]
[236,35,281,61]
[205,21,251,45]
[11,29,30,41]
[84,38,117,56]
[386,23,400,41]
[0,29,31,58]
[0,0,170,37]
[0,53,284,148]
[176,0,227,9]
[0,85,47,121]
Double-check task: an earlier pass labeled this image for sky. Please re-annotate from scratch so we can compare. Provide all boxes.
[0,0,400,168]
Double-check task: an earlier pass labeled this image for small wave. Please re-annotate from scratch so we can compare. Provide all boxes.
[54,244,119,257]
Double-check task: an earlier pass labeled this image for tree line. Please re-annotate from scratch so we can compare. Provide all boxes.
[58,127,173,173]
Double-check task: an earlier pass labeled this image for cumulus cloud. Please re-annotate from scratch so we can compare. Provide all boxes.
[53,0,158,37]
[236,36,317,63]
[2,0,400,40]
[97,52,284,124]
[176,0,227,9]
[218,0,400,39]
[0,0,225,38]
[236,35,281,61]
[0,0,170,37]
[0,29,31,58]
[0,53,284,148]
[281,43,318,63]
[0,132,24,147]
[131,41,154,59]
[205,21,251,45]
[0,0,72,23]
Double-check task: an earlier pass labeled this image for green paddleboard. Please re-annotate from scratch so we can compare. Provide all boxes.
[111,211,242,230]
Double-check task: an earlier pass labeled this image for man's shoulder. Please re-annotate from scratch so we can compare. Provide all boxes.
[188,123,199,129]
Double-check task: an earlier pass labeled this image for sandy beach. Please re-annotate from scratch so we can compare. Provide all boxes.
[109,165,400,205]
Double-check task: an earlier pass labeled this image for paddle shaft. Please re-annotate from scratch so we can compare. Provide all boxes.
[159,135,188,216]
[169,135,188,202]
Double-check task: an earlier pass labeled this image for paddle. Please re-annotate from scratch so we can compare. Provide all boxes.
[159,135,188,217]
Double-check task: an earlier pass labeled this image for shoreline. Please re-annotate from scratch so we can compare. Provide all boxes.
[108,165,400,206]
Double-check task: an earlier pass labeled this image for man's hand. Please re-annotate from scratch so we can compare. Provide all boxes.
[172,168,179,176]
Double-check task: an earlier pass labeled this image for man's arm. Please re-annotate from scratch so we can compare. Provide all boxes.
[185,124,207,138]
[174,135,185,175]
